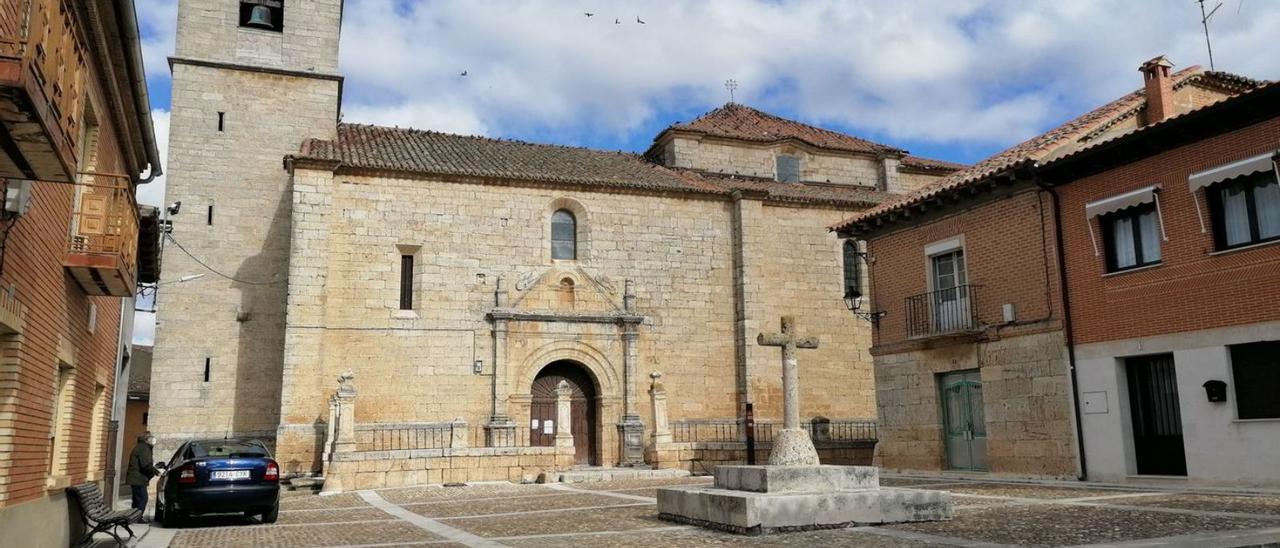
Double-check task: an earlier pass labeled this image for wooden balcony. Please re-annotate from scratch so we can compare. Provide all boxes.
[0,0,88,183]
[64,174,139,297]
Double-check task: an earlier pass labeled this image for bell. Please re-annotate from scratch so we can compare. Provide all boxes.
[246,5,274,29]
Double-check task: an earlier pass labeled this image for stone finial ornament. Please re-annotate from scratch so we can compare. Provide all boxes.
[337,369,356,395]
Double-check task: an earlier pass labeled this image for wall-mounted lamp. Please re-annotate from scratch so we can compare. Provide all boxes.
[473,360,484,375]
[1202,380,1227,403]
[844,289,886,325]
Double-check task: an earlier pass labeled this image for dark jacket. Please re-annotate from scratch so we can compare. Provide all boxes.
[125,442,158,486]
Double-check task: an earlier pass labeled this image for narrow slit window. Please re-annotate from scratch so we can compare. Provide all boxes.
[551,209,577,260]
[203,357,211,383]
[217,112,225,132]
[842,241,861,299]
[207,204,214,225]
[400,254,414,310]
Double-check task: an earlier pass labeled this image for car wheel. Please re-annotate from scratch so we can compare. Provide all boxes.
[161,501,183,527]
[261,503,279,524]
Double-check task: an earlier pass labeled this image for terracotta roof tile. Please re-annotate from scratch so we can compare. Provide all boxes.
[657,102,903,155]
[830,68,1264,233]
[293,124,899,207]
[299,124,726,194]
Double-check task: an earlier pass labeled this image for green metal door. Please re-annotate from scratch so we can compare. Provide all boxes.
[940,370,987,471]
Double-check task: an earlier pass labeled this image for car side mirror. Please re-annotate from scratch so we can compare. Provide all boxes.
[155,462,167,470]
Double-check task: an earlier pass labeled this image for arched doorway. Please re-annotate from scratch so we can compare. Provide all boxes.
[530,361,597,465]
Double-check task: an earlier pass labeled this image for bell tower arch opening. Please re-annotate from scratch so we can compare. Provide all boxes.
[529,360,599,466]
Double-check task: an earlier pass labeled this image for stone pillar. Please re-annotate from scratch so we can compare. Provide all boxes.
[649,372,671,445]
[332,372,357,455]
[320,371,357,496]
[555,381,574,448]
[617,292,645,466]
[487,278,517,446]
[450,418,468,449]
[321,394,337,463]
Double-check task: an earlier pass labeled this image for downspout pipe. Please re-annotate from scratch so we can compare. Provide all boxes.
[1035,178,1088,481]
[117,0,163,184]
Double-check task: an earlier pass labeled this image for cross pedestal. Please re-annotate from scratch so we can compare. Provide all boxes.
[656,316,954,534]
[756,316,820,466]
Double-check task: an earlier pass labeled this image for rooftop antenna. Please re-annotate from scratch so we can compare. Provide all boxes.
[725,79,739,104]
[1197,0,1222,70]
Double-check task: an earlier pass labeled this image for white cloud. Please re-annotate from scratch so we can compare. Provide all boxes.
[334,0,1280,147]
[135,0,178,79]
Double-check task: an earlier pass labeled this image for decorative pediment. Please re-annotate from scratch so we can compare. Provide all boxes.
[490,266,642,325]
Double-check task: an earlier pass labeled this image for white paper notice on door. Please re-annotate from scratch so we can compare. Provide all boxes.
[543,420,554,434]
[531,419,539,429]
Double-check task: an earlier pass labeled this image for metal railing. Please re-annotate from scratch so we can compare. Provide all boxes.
[905,284,982,339]
[671,418,878,444]
[355,422,456,452]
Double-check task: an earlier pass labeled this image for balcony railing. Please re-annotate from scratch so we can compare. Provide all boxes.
[1,0,88,183]
[64,174,139,297]
[905,284,983,339]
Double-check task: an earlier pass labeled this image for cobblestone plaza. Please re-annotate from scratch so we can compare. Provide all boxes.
[119,475,1280,547]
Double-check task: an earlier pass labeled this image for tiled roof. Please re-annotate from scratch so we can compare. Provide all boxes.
[294,124,898,207]
[899,155,968,173]
[830,68,1265,233]
[675,170,892,208]
[655,103,904,155]
[299,124,725,194]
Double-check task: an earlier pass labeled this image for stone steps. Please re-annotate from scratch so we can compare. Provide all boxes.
[553,467,692,483]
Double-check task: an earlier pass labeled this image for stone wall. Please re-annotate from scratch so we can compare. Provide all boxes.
[150,60,340,458]
[664,137,884,187]
[275,168,876,473]
[174,0,342,74]
[324,447,575,491]
[874,331,1077,478]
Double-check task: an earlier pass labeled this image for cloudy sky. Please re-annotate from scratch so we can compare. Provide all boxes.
[130,0,1280,344]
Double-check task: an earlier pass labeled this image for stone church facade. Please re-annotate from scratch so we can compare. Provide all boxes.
[150,0,962,481]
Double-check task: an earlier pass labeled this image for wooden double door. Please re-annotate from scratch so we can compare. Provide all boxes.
[530,361,597,465]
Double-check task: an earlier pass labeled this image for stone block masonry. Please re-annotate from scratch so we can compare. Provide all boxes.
[150,0,342,459]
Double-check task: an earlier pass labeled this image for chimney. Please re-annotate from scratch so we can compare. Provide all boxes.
[1139,56,1175,125]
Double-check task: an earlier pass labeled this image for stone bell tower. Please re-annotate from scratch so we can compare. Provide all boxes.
[149,0,343,455]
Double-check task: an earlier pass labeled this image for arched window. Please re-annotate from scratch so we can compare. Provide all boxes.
[843,241,861,298]
[551,209,577,260]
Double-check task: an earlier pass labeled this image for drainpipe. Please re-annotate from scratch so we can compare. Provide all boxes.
[1035,180,1088,481]
[116,0,163,184]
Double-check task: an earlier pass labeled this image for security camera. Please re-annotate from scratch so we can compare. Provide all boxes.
[166,201,181,216]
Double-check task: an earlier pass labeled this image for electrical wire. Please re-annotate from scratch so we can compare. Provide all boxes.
[163,233,279,286]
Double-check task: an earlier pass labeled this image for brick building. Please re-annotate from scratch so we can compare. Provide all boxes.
[832,58,1260,479]
[1037,78,1280,486]
[0,1,161,546]
[149,0,962,489]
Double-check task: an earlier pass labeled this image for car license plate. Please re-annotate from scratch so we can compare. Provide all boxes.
[211,470,251,481]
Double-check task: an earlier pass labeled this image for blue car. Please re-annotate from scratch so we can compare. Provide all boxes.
[155,439,281,525]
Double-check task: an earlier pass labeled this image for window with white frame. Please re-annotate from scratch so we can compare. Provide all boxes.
[1101,205,1162,272]
[1206,170,1280,250]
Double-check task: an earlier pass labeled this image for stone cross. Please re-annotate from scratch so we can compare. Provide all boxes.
[757,316,821,466]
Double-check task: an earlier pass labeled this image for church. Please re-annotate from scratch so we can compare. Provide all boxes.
[149,0,963,483]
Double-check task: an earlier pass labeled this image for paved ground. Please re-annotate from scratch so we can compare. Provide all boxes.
[106,475,1280,547]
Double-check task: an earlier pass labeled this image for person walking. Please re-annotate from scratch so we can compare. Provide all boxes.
[125,431,160,521]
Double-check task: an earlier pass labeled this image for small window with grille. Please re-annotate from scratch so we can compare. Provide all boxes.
[776,155,801,183]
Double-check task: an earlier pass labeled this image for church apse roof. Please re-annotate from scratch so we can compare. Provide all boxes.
[292,123,898,208]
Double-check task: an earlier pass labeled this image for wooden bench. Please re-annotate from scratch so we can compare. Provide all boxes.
[66,483,141,547]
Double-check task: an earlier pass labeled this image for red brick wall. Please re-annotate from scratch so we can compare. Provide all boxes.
[0,176,124,506]
[1056,117,1280,345]
[866,187,1063,348]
